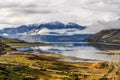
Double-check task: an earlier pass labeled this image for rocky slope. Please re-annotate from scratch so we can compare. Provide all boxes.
[85,29,120,43]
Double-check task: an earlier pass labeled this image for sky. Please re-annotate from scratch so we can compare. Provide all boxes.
[0,0,120,31]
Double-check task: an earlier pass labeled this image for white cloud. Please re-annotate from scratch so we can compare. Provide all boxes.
[0,0,120,31]
[26,28,92,35]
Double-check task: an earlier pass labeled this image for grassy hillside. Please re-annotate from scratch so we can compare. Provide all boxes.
[0,37,51,47]
[0,37,24,43]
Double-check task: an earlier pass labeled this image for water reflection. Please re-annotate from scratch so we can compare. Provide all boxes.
[89,43,120,51]
[16,42,120,61]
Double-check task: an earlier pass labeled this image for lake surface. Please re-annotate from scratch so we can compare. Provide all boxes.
[16,42,120,62]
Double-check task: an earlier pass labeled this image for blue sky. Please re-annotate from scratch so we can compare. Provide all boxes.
[0,0,120,30]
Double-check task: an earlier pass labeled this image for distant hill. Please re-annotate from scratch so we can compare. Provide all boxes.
[0,37,25,43]
[85,29,120,43]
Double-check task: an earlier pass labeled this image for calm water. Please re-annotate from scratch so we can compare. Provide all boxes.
[16,42,120,61]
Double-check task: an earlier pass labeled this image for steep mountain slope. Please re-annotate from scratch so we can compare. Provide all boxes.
[85,29,120,43]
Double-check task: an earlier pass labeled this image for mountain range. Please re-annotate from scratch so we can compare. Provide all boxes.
[0,22,91,42]
[0,22,85,35]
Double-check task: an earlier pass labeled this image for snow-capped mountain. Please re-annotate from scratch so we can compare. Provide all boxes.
[0,22,85,35]
[0,22,92,42]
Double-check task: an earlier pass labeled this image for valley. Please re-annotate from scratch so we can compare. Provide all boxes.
[0,22,120,80]
[1,0,120,79]
[0,35,120,80]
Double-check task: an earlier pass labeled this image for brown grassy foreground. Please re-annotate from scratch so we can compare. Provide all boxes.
[97,50,120,55]
[0,51,119,80]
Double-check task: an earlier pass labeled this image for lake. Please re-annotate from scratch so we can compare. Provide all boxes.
[16,42,120,62]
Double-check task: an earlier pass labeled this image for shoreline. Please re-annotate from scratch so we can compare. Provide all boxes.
[5,50,104,62]
[97,50,120,55]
